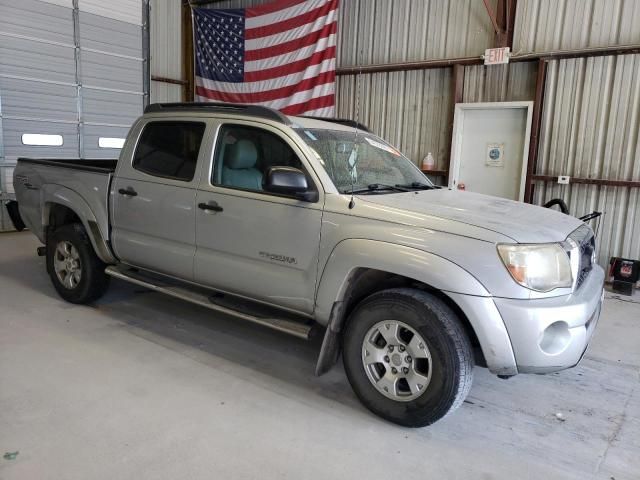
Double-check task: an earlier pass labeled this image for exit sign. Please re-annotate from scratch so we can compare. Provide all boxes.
[484,47,510,65]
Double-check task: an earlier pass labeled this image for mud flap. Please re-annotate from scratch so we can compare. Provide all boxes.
[315,301,346,376]
[5,201,26,231]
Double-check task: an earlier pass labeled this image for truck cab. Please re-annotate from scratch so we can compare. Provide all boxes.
[111,107,326,315]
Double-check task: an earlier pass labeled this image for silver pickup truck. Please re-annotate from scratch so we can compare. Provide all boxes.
[13,102,604,427]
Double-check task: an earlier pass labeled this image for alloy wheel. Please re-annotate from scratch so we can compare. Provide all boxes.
[53,241,82,289]
[361,320,433,402]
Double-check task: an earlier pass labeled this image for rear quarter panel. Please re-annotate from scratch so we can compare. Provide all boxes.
[14,161,113,260]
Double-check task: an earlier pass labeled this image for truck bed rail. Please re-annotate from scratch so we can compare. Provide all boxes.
[17,158,117,174]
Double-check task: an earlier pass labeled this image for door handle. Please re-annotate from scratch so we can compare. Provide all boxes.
[198,202,223,213]
[118,187,138,197]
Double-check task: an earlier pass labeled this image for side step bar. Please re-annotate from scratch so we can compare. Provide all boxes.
[105,266,313,340]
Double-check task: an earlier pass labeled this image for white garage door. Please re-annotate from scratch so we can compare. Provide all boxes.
[0,0,148,229]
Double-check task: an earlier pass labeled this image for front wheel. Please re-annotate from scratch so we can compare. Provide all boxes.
[46,223,110,304]
[342,288,474,427]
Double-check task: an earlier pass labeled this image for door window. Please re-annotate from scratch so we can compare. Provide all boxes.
[212,125,306,192]
[133,121,206,181]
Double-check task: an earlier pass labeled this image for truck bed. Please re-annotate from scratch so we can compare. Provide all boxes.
[17,158,118,174]
[13,157,116,248]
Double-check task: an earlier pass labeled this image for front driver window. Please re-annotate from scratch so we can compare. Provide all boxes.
[212,125,304,192]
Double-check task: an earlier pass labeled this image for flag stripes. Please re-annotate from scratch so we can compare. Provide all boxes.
[194,0,338,116]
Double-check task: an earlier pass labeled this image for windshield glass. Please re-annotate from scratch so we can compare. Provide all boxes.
[295,128,432,193]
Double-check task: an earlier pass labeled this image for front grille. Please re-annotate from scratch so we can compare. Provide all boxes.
[577,235,595,288]
[567,225,595,290]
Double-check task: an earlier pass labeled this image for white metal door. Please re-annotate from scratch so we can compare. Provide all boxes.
[449,102,533,201]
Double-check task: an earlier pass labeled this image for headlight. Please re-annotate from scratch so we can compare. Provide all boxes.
[497,243,573,292]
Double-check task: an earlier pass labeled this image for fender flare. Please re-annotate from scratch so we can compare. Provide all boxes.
[313,239,516,376]
[314,239,490,324]
[41,184,116,264]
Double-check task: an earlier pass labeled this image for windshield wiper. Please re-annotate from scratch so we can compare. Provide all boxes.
[342,183,409,194]
[395,182,439,190]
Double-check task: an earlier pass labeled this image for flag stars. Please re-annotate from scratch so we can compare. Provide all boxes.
[194,10,244,83]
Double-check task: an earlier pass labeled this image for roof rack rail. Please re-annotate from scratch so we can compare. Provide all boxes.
[144,102,291,125]
[300,116,371,133]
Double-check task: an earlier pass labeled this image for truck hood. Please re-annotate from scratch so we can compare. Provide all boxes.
[357,189,583,243]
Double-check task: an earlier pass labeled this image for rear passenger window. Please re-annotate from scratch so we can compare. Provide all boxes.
[133,122,206,181]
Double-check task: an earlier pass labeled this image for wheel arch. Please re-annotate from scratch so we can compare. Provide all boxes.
[42,186,115,264]
[315,239,490,322]
[314,240,493,375]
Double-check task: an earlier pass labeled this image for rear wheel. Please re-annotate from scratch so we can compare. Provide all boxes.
[342,288,474,427]
[46,223,110,303]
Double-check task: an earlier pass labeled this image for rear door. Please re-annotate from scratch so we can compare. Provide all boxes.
[111,119,209,280]
[193,121,323,314]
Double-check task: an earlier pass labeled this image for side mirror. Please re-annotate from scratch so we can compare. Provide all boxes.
[263,166,318,202]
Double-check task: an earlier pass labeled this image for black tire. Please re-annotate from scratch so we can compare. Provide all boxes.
[342,288,474,427]
[46,223,110,304]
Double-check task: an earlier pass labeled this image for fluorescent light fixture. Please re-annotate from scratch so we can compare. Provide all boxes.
[22,133,63,146]
[98,137,125,149]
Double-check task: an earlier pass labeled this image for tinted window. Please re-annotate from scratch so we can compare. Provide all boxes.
[133,122,206,181]
[212,125,304,192]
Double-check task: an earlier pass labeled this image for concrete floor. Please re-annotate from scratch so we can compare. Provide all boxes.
[1,231,639,480]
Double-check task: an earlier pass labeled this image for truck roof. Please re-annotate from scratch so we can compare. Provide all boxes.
[144,102,369,133]
[287,115,368,132]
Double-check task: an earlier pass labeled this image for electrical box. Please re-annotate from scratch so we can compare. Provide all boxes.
[609,257,640,296]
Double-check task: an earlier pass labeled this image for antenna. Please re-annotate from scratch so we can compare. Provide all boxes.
[348,49,364,209]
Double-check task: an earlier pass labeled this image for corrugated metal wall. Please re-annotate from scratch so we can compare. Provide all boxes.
[463,62,537,103]
[513,0,640,54]
[337,0,496,67]
[336,69,452,168]
[533,54,640,265]
[150,0,183,103]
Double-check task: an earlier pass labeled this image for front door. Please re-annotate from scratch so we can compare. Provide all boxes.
[450,102,533,201]
[194,121,323,314]
[111,120,208,280]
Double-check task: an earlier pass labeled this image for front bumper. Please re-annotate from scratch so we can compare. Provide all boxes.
[493,265,605,374]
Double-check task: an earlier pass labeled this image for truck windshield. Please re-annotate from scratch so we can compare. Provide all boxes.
[295,128,433,193]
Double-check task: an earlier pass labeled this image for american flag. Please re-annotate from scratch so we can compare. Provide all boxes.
[193,0,338,117]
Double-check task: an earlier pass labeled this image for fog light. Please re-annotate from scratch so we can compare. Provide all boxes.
[539,321,571,355]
